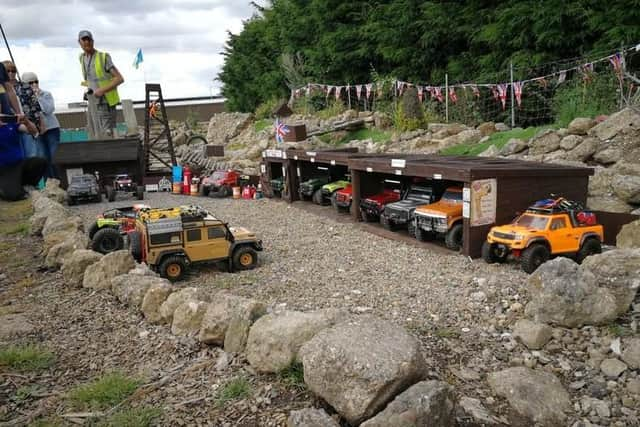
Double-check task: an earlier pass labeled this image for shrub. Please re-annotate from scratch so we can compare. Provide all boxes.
[316,99,346,120]
[255,97,283,120]
[215,376,251,407]
[68,372,140,409]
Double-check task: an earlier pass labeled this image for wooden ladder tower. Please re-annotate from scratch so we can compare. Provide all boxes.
[144,83,176,175]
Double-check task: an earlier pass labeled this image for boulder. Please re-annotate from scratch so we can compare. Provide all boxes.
[171,300,208,336]
[159,287,205,324]
[456,129,482,145]
[82,250,136,291]
[500,138,528,156]
[617,220,640,249]
[198,292,266,349]
[612,174,640,204]
[525,251,640,327]
[129,262,159,276]
[0,313,36,338]
[45,231,90,269]
[512,319,553,350]
[287,408,340,427]
[206,112,253,145]
[432,129,449,140]
[42,215,83,238]
[495,123,510,132]
[566,137,598,162]
[458,397,505,426]
[589,107,640,140]
[477,122,496,137]
[360,381,456,427]
[600,358,627,378]
[594,147,624,164]
[299,315,426,425]
[373,112,392,129]
[246,309,345,373]
[30,200,66,235]
[111,274,166,308]
[587,196,634,213]
[141,281,174,323]
[568,117,596,135]
[559,135,583,151]
[612,160,640,176]
[445,123,467,136]
[487,367,570,426]
[478,145,500,157]
[61,250,103,287]
[43,230,71,254]
[41,178,67,204]
[621,338,640,369]
[528,130,561,155]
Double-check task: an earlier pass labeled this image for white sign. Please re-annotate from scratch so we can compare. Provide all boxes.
[265,149,283,158]
[330,160,336,166]
[260,164,266,174]
[470,179,497,226]
[366,167,373,173]
[391,159,406,168]
[145,184,159,192]
[462,187,471,202]
[463,201,470,218]
[395,170,403,175]
[433,173,442,180]
[306,151,317,157]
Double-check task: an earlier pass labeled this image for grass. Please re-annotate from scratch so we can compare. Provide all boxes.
[254,118,272,133]
[0,345,55,371]
[439,125,553,156]
[319,128,391,146]
[0,199,32,235]
[278,361,305,389]
[97,407,162,427]
[434,328,461,339]
[608,324,633,338]
[12,385,40,403]
[215,376,251,407]
[68,372,140,409]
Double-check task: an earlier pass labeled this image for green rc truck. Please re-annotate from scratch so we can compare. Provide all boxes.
[320,179,350,206]
[129,205,263,281]
[299,176,330,203]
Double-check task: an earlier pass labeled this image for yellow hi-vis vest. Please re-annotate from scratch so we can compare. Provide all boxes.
[79,50,120,107]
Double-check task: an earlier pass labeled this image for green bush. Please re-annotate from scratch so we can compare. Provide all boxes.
[316,98,346,120]
[255,97,283,120]
[553,71,619,127]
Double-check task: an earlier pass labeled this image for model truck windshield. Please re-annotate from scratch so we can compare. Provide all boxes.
[212,172,227,180]
[407,188,432,200]
[514,214,549,230]
[442,190,462,202]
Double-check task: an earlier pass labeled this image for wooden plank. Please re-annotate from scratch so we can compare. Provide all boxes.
[55,138,140,164]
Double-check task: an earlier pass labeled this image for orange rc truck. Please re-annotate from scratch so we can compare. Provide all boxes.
[483,198,603,273]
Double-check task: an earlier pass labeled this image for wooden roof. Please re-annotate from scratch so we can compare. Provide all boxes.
[55,138,140,164]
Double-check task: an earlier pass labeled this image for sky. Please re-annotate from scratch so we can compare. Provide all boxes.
[0,1,263,109]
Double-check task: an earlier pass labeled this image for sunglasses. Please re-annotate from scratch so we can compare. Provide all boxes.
[29,81,39,85]
[6,69,17,73]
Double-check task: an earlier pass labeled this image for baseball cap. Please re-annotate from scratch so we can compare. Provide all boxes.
[22,72,38,83]
[78,30,93,40]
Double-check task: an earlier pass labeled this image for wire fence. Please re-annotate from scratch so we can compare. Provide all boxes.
[291,43,640,128]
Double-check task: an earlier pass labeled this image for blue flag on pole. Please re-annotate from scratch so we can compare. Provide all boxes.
[133,48,144,69]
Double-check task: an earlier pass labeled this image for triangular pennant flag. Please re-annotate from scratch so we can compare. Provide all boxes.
[497,83,508,110]
[335,86,342,100]
[471,85,480,98]
[365,83,373,99]
[449,87,458,104]
[513,81,524,107]
[356,85,362,100]
[434,87,443,103]
[417,86,424,103]
[557,71,567,84]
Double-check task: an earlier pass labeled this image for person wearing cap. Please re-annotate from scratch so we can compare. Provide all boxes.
[23,72,61,179]
[78,30,124,139]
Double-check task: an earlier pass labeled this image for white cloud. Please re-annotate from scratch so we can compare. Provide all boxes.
[0,1,264,109]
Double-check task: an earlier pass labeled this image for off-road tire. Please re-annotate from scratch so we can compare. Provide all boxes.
[521,243,550,274]
[312,189,324,205]
[105,185,116,202]
[576,238,601,264]
[200,185,210,197]
[136,187,144,200]
[415,227,434,242]
[91,227,124,254]
[232,246,258,271]
[331,193,338,210]
[129,231,143,262]
[380,215,397,231]
[93,193,102,203]
[220,186,232,197]
[407,221,416,238]
[159,256,187,282]
[445,223,463,251]
[68,196,77,206]
[88,222,100,239]
[360,209,375,222]
[482,241,508,264]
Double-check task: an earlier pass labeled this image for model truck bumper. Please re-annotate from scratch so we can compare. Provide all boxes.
[383,210,410,225]
[415,215,448,234]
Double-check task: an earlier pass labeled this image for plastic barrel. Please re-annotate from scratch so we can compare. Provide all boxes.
[232,186,241,199]
[172,182,183,194]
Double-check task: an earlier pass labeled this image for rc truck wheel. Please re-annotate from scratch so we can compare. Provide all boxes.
[67,197,77,206]
[576,238,601,264]
[91,227,124,254]
[415,227,434,242]
[136,186,144,200]
[220,186,232,197]
[445,223,463,251]
[129,231,143,262]
[232,246,258,271]
[93,193,102,203]
[105,185,116,202]
[160,256,187,282]
[331,193,338,210]
[407,221,416,238]
[521,243,550,274]
[482,241,508,264]
[360,210,374,222]
[312,189,324,205]
[200,185,210,197]
[380,215,397,231]
[88,222,100,239]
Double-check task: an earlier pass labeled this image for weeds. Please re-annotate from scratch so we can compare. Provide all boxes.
[97,406,162,427]
[608,324,632,338]
[68,372,140,409]
[0,345,55,371]
[278,361,305,389]
[215,376,251,407]
[435,328,461,339]
[439,125,552,156]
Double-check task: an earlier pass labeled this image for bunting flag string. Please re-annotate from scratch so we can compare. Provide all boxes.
[471,85,480,98]
[449,87,458,104]
[557,71,567,85]
[513,81,524,107]
[365,83,373,99]
[490,85,499,101]
[356,85,362,100]
[335,86,342,100]
[417,86,424,103]
[434,87,443,103]
[497,84,508,110]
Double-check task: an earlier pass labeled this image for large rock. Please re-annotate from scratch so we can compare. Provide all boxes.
[141,281,174,323]
[459,397,505,426]
[246,309,344,373]
[568,117,596,135]
[30,199,67,235]
[559,135,583,151]
[42,215,83,238]
[171,300,208,336]
[41,179,67,204]
[478,145,500,157]
[525,251,640,327]
[456,129,482,145]
[159,287,205,324]
[588,168,615,196]
[566,137,598,162]
[198,292,266,349]
[617,220,640,249]
[477,122,496,137]
[299,315,426,425]
[360,381,456,427]
[528,130,561,155]
[206,112,253,145]
[61,250,103,287]
[594,147,624,164]
[488,367,570,426]
[45,231,90,269]
[612,174,640,204]
[287,408,340,427]
[82,250,136,290]
[622,338,640,369]
[111,274,167,308]
[500,138,527,156]
[512,319,552,350]
[612,160,640,176]
[589,108,640,140]
[587,196,634,213]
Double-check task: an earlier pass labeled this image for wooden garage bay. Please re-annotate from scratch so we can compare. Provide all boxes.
[348,155,594,258]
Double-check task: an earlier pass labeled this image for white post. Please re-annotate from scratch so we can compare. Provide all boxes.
[445,73,449,123]
[510,62,515,128]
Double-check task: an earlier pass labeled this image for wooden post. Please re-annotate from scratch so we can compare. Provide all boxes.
[445,74,449,123]
[121,99,138,136]
[351,169,361,220]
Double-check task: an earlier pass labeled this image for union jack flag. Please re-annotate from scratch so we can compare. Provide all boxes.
[274,119,290,144]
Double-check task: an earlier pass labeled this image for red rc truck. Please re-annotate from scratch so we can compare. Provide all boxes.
[200,170,241,197]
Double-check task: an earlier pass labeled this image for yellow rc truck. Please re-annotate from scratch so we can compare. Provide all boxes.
[128,206,263,281]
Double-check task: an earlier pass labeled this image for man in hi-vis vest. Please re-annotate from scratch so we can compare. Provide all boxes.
[78,30,124,139]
